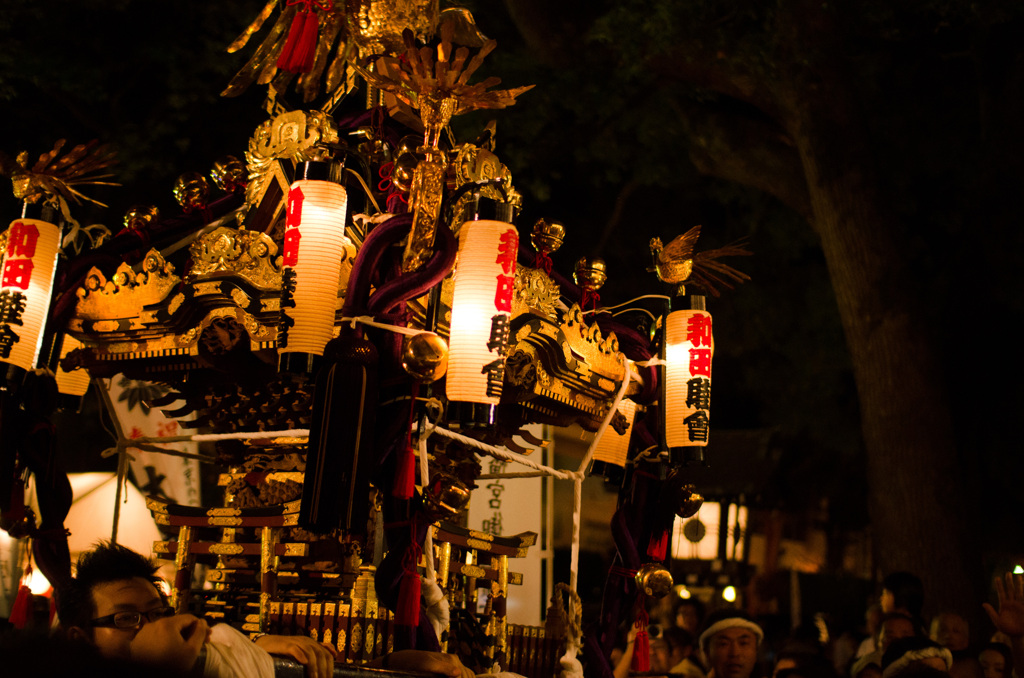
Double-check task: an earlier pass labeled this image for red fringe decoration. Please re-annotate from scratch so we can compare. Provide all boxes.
[631,607,650,672]
[393,444,416,500]
[277,2,321,74]
[9,585,32,628]
[647,529,669,561]
[395,547,422,626]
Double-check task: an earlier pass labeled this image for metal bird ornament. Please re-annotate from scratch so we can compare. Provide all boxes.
[2,139,119,208]
[649,225,751,297]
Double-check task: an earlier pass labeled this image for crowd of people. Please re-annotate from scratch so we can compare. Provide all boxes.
[613,571,1024,678]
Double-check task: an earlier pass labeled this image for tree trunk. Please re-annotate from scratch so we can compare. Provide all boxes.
[780,1,982,619]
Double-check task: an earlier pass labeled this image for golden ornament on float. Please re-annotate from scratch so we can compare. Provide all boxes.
[401,332,449,382]
[635,563,674,599]
[174,172,211,212]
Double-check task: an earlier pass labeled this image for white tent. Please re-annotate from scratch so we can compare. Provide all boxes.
[64,472,162,560]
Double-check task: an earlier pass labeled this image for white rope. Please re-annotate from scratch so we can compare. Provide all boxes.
[339,315,438,337]
[417,425,451,644]
[415,423,582,482]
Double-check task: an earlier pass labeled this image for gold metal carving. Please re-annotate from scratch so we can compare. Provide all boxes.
[513,267,560,320]
[350,622,362,656]
[402,150,446,272]
[346,0,439,57]
[209,543,245,555]
[74,250,179,322]
[188,226,283,290]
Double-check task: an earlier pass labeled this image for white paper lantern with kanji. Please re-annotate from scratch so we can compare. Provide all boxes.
[277,178,349,357]
[446,221,519,405]
[0,218,61,371]
[591,398,637,469]
[54,334,91,396]
[664,309,713,447]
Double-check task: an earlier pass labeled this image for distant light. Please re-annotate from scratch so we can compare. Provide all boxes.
[677,586,692,599]
[27,569,52,595]
[722,585,737,602]
[1013,565,1023,575]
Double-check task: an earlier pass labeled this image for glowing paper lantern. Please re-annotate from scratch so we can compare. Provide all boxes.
[278,162,349,364]
[54,335,91,396]
[664,309,713,447]
[446,201,518,419]
[670,500,747,561]
[671,500,721,560]
[0,217,61,371]
[591,398,637,470]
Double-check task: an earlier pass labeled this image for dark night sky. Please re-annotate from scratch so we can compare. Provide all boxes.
[3,1,1023,558]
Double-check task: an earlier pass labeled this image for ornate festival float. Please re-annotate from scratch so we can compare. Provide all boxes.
[0,2,749,675]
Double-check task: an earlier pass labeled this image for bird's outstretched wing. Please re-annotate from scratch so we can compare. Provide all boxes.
[660,225,702,261]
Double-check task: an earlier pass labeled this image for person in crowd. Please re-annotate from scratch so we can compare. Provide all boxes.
[852,613,920,678]
[856,604,885,659]
[931,612,982,678]
[698,608,765,678]
[774,650,838,678]
[977,642,1013,678]
[676,597,708,635]
[983,573,1024,678]
[881,573,925,627]
[881,636,952,678]
[931,613,971,654]
[59,542,473,678]
[662,627,707,677]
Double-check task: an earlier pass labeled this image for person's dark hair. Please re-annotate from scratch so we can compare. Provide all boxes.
[883,572,924,618]
[979,642,1013,676]
[674,596,707,626]
[664,626,696,652]
[776,653,840,678]
[57,542,164,632]
[880,611,924,641]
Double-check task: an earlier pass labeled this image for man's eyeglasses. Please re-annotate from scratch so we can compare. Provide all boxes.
[89,606,176,629]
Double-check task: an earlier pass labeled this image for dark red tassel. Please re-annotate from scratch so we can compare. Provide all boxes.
[395,548,421,626]
[277,4,319,74]
[291,9,319,72]
[647,529,668,561]
[631,607,650,672]
[9,584,33,628]
[277,11,309,72]
[393,444,416,499]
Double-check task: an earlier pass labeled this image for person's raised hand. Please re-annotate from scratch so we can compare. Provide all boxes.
[984,572,1024,638]
[130,614,209,672]
[254,634,337,678]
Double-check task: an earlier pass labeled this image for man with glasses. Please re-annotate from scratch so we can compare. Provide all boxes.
[59,542,472,678]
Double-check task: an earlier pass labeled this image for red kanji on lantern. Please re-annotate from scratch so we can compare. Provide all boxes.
[283,229,302,267]
[496,229,518,275]
[494,274,514,313]
[688,347,712,377]
[686,313,712,347]
[1,259,34,290]
[6,221,39,258]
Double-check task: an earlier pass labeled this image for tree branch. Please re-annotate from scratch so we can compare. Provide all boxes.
[668,97,811,219]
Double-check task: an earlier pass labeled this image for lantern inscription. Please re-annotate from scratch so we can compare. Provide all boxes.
[665,309,714,447]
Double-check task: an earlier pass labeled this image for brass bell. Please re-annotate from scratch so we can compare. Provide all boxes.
[665,471,704,519]
[123,204,160,233]
[173,172,211,212]
[391,151,423,193]
[531,219,565,256]
[210,155,247,193]
[401,332,449,383]
[635,562,674,599]
[423,471,472,521]
[574,256,608,291]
